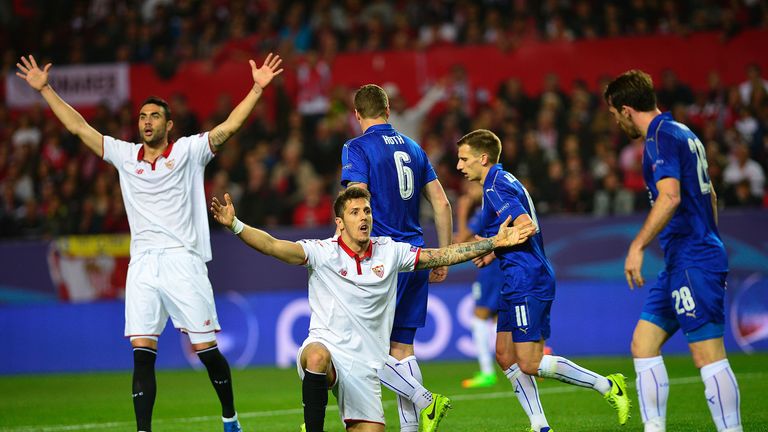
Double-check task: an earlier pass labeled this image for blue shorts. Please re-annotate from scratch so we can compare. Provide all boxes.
[391,269,430,344]
[497,296,552,343]
[473,260,502,311]
[641,268,727,342]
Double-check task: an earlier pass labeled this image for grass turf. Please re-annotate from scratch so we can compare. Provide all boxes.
[1,353,765,431]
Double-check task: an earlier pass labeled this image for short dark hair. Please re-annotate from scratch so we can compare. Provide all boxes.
[354,84,388,119]
[456,129,502,164]
[603,70,657,112]
[333,187,371,218]
[140,96,172,120]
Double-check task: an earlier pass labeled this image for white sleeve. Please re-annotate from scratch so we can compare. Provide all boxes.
[297,239,326,269]
[102,135,134,167]
[186,132,215,166]
[394,241,421,272]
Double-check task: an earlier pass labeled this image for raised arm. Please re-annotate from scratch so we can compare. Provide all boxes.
[16,55,103,155]
[416,217,534,270]
[710,182,719,226]
[624,177,681,289]
[423,179,453,282]
[210,193,306,265]
[208,53,284,150]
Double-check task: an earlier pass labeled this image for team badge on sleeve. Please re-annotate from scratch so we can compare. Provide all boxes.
[372,264,384,278]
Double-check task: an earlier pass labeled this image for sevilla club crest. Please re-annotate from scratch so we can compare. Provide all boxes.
[372,264,384,278]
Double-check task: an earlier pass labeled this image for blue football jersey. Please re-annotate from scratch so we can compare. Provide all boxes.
[480,164,556,300]
[341,123,437,246]
[643,112,728,272]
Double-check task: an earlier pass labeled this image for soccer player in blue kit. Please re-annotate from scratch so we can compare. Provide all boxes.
[456,129,631,432]
[341,84,453,432]
[605,70,742,432]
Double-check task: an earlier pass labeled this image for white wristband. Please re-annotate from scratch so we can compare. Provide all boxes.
[230,217,244,235]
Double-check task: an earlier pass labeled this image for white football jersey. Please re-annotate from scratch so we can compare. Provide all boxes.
[298,236,421,369]
[103,133,215,261]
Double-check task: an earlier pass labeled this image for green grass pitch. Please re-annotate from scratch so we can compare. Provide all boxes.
[1,353,765,431]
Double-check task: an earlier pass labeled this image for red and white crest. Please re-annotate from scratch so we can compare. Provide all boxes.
[372,264,384,278]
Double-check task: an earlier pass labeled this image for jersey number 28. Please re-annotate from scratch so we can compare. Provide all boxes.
[688,138,711,195]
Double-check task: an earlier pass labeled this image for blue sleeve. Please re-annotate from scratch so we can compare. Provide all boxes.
[340,140,369,187]
[485,182,528,222]
[653,131,682,183]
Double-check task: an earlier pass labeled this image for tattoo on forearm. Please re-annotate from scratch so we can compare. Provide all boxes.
[209,129,230,147]
[417,239,494,269]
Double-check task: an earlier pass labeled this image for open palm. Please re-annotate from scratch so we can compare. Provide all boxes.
[16,55,51,91]
[210,193,237,228]
[250,53,284,89]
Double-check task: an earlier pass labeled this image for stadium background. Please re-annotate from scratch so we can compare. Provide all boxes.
[1,0,767,384]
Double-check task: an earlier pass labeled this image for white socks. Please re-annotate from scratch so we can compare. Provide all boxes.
[505,363,549,431]
[471,316,494,374]
[701,359,742,432]
[377,355,431,432]
[537,354,611,394]
[633,356,742,432]
[634,356,669,431]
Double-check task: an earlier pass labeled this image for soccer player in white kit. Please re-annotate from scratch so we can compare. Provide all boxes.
[210,187,534,432]
[16,53,283,432]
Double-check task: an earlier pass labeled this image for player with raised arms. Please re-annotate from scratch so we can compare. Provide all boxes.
[16,53,283,432]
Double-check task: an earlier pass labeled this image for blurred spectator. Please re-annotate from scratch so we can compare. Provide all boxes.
[296,51,332,142]
[238,161,278,228]
[723,142,766,201]
[725,179,763,208]
[657,69,694,110]
[387,81,445,142]
[739,64,768,107]
[292,177,332,227]
[593,171,635,216]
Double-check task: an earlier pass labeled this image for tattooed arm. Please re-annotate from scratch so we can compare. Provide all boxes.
[208,54,283,149]
[415,218,535,270]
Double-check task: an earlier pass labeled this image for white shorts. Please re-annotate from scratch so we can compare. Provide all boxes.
[125,248,220,344]
[296,338,385,426]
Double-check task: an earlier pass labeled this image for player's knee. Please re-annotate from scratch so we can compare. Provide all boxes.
[304,346,332,371]
[495,348,515,370]
[631,336,659,358]
[517,360,540,376]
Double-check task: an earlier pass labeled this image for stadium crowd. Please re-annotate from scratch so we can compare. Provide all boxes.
[1,0,767,239]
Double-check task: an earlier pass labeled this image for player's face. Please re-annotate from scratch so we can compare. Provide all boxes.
[138,104,172,146]
[456,144,484,182]
[609,106,642,139]
[339,198,373,244]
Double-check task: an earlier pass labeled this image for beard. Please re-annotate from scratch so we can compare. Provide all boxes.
[620,121,642,140]
[142,128,167,146]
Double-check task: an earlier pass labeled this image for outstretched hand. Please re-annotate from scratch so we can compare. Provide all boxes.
[251,53,284,89]
[210,193,237,228]
[16,55,51,91]
[492,216,535,248]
